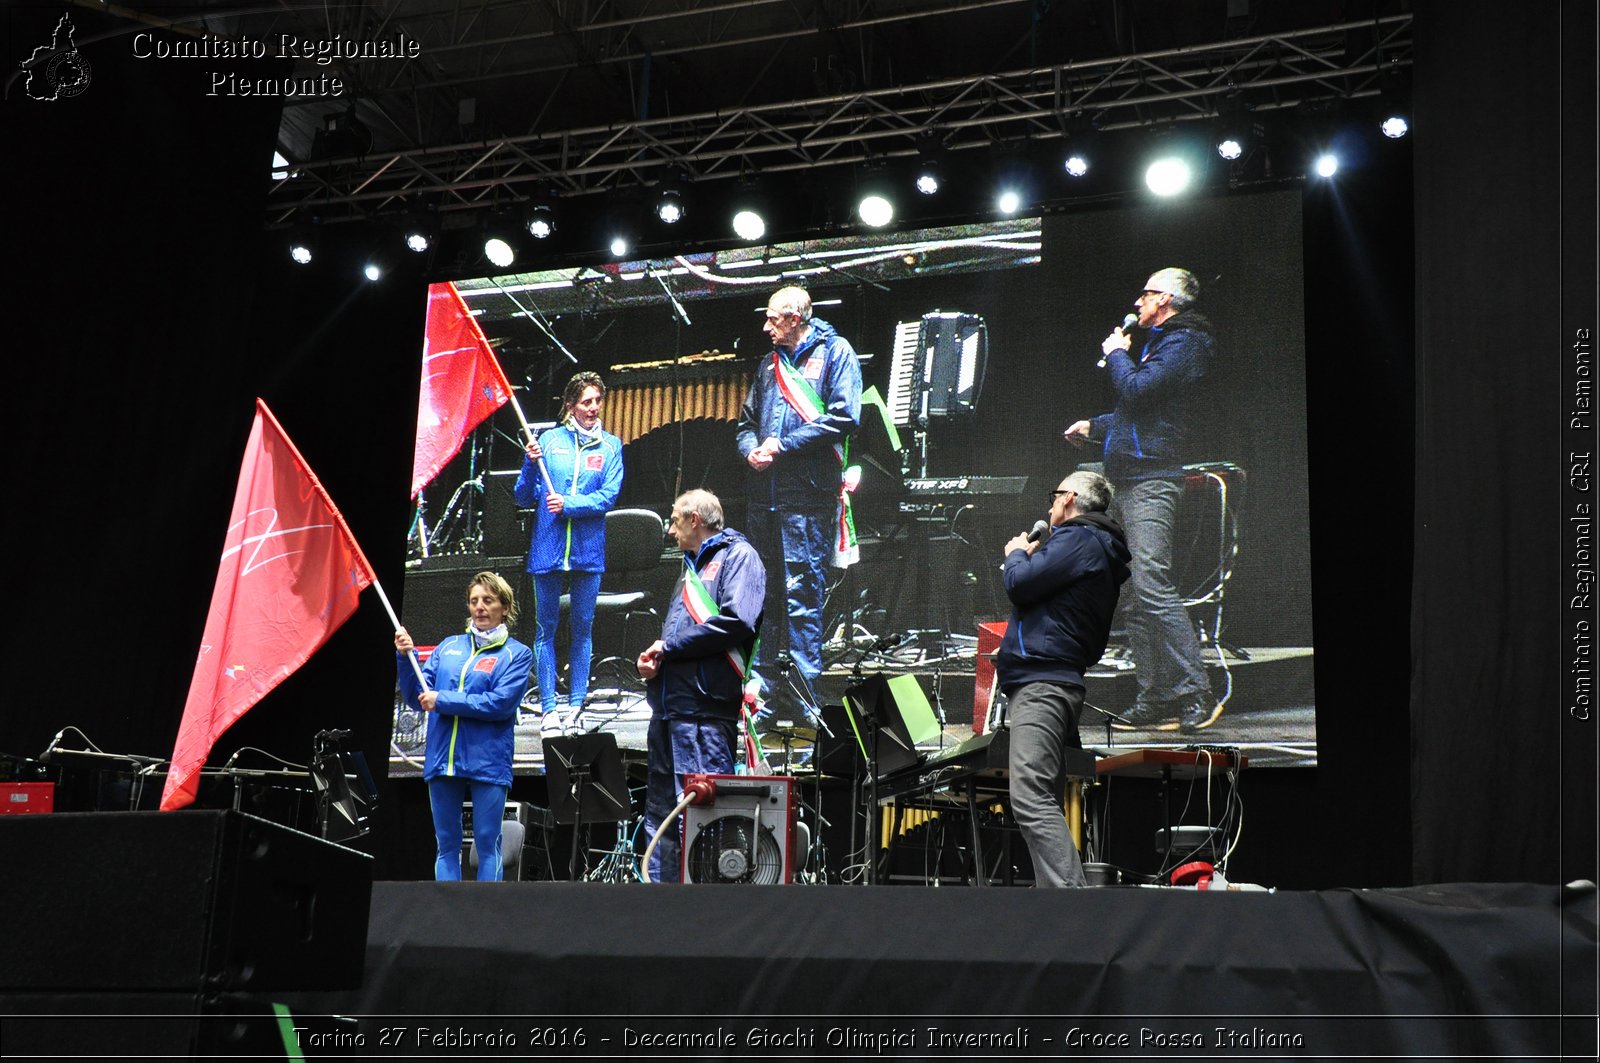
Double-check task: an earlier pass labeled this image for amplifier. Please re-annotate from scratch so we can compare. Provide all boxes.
[0,782,54,815]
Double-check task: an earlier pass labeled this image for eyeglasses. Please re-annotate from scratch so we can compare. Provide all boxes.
[1049,489,1075,502]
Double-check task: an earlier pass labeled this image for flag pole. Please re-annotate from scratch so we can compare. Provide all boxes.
[506,390,559,497]
[372,578,430,691]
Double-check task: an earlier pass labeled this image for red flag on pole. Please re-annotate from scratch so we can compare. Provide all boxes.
[161,400,377,811]
[411,281,514,497]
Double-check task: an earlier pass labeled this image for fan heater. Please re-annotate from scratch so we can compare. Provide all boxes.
[681,774,797,884]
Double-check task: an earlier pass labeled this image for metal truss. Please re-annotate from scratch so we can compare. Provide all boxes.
[267,13,1411,225]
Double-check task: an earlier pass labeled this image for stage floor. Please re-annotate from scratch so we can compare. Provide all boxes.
[264,878,1594,1060]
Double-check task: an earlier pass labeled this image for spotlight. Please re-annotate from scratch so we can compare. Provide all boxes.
[857,192,894,228]
[363,260,383,282]
[996,188,1022,214]
[915,169,941,196]
[732,209,765,241]
[1380,114,1410,139]
[525,204,556,239]
[655,190,685,224]
[609,235,630,258]
[484,236,515,268]
[1314,153,1339,177]
[401,213,434,253]
[1063,152,1090,178]
[287,225,316,265]
[1144,156,1192,197]
[1213,95,1258,162]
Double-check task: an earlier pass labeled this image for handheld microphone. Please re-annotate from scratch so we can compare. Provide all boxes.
[1027,519,1050,544]
[1096,313,1140,369]
[870,632,906,652]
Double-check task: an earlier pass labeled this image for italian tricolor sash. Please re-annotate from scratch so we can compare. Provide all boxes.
[681,560,757,680]
[772,351,860,567]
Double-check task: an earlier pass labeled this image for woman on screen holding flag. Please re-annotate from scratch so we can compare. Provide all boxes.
[514,371,625,736]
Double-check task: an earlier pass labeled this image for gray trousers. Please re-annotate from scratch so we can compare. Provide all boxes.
[1006,681,1088,887]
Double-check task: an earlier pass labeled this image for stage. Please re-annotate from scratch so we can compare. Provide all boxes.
[279,878,1595,1058]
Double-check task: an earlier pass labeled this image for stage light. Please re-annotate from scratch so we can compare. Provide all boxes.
[1063,152,1090,178]
[732,208,766,242]
[1212,95,1257,162]
[996,188,1022,214]
[655,190,685,225]
[857,192,894,228]
[363,260,383,282]
[401,213,434,253]
[609,235,630,258]
[484,236,515,268]
[915,170,940,195]
[1314,153,1339,177]
[287,226,315,265]
[1144,156,1192,197]
[1380,115,1410,139]
[524,205,555,240]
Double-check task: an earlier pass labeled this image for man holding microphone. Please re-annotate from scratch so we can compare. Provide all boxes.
[996,470,1129,888]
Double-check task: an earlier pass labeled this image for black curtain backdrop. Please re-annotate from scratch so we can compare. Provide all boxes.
[1409,0,1598,886]
[2,2,1593,890]
[2,9,421,849]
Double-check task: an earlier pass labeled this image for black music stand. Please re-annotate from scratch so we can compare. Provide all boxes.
[544,733,630,880]
[842,672,940,884]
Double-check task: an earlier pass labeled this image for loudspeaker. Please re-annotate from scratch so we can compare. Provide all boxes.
[682,775,796,884]
[0,810,372,992]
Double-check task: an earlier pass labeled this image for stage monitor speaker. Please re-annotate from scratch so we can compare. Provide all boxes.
[682,775,796,884]
[0,810,372,993]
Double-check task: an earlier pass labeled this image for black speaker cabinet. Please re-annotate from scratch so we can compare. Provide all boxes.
[0,810,371,993]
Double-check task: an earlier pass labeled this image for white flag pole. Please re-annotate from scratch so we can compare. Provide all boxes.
[507,390,559,497]
[372,578,429,690]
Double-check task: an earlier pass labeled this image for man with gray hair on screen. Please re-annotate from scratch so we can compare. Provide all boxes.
[996,469,1129,887]
[1064,266,1219,733]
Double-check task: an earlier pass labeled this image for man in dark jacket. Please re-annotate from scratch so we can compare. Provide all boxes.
[997,470,1130,887]
[1064,266,1219,731]
[736,285,862,700]
[636,489,765,882]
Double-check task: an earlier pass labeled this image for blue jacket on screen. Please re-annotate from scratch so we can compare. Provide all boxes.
[1090,312,1215,482]
[647,529,766,722]
[736,316,863,498]
[513,422,624,573]
[996,512,1131,694]
[397,629,533,786]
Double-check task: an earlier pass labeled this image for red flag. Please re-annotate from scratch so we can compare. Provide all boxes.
[161,400,377,811]
[411,281,514,497]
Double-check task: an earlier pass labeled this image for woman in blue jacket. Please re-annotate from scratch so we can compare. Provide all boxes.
[394,571,532,881]
[513,372,624,732]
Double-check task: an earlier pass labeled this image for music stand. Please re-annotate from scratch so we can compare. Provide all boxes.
[841,673,940,884]
[544,733,630,879]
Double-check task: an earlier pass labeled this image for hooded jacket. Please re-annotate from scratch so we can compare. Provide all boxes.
[736,316,863,498]
[1090,311,1216,482]
[996,511,1131,693]
[397,629,533,787]
[647,528,765,721]
[513,421,624,573]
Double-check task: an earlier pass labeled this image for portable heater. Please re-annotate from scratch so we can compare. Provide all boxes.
[681,774,797,884]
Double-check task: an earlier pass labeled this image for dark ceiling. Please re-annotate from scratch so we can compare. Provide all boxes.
[79,1,1412,256]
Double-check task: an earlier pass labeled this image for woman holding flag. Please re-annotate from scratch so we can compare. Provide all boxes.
[394,571,532,881]
[514,371,625,735]
[635,489,765,882]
